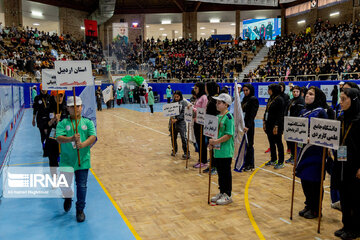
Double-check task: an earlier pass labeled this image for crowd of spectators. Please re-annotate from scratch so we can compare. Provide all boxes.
[109,36,263,81]
[247,19,360,82]
[0,23,106,81]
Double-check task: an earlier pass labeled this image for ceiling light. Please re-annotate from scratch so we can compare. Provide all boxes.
[297,20,306,24]
[159,28,165,31]
[201,33,205,35]
[200,27,206,30]
[178,36,183,39]
[81,26,85,30]
[174,31,179,33]
[146,25,150,28]
[33,23,40,26]
[330,12,340,17]
[161,20,171,24]
[31,11,43,17]
[210,18,220,23]
[230,23,236,26]
[211,30,215,33]
[162,33,167,36]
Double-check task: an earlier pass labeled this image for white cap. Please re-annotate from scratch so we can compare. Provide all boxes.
[237,84,242,88]
[168,85,171,87]
[148,86,152,89]
[67,96,82,106]
[339,81,345,85]
[212,93,232,105]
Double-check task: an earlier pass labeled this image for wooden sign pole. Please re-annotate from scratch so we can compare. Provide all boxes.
[290,143,298,220]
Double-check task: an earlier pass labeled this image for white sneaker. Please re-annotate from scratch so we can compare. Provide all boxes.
[216,193,232,205]
[211,193,222,203]
[331,201,341,211]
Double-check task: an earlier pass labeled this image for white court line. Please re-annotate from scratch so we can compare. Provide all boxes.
[103,112,168,136]
[251,202,262,209]
[279,218,291,225]
[314,237,322,240]
[257,166,330,194]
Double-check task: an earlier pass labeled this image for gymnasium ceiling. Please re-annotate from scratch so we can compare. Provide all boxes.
[28,0,292,14]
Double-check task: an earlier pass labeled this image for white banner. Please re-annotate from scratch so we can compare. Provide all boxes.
[102,86,113,103]
[54,60,93,87]
[184,107,193,123]
[163,103,180,117]
[196,108,206,125]
[258,85,269,98]
[42,69,71,90]
[320,85,334,101]
[204,114,218,138]
[284,117,309,144]
[309,118,340,150]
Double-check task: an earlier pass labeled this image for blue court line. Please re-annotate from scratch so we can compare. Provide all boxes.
[0,109,138,240]
[102,102,166,113]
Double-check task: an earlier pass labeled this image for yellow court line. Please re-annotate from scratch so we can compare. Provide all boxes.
[90,168,142,240]
[244,162,266,240]
[9,161,48,166]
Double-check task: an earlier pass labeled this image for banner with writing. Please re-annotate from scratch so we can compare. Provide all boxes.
[102,86,113,103]
[55,60,93,87]
[42,69,71,90]
[163,103,180,117]
[184,107,193,123]
[309,118,340,150]
[204,114,218,138]
[284,117,309,144]
[196,108,206,125]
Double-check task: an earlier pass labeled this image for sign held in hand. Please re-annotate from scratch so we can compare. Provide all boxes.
[55,60,93,87]
[284,117,309,144]
[184,107,193,123]
[163,102,180,117]
[42,69,71,90]
[204,114,218,138]
[309,118,340,150]
[196,108,206,125]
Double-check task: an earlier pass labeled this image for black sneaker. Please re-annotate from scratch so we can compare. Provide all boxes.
[303,210,318,219]
[76,210,86,222]
[298,207,309,217]
[265,160,277,166]
[340,231,359,240]
[335,228,346,237]
[64,198,72,212]
[182,154,190,160]
[203,167,210,173]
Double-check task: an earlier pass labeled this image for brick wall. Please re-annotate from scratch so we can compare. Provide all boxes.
[286,0,354,34]
[59,7,88,41]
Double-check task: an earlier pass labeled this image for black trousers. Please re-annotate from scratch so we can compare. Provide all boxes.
[167,97,171,103]
[266,132,284,164]
[170,122,187,154]
[97,100,102,111]
[38,127,50,148]
[288,141,296,157]
[244,125,255,168]
[214,157,232,196]
[340,179,360,231]
[45,138,59,176]
[149,105,154,113]
[301,179,322,213]
[194,122,207,163]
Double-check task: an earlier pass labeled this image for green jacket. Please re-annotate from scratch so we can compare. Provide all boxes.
[166,88,172,98]
[148,91,155,105]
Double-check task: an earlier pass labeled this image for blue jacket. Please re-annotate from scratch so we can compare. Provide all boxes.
[295,107,328,182]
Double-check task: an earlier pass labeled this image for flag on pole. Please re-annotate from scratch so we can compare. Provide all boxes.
[80,85,97,146]
[233,81,247,172]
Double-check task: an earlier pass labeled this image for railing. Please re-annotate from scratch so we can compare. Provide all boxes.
[317,73,339,81]
[279,76,296,82]
[147,78,237,83]
[0,62,22,82]
[341,72,360,80]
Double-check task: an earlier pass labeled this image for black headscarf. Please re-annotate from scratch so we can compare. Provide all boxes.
[306,86,327,110]
[242,84,255,104]
[194,82,206,98]
[344,82,360,90]
[342,88,360,122]
[279,82,286,93]
[206,81,219,98]
[268,83,281,98]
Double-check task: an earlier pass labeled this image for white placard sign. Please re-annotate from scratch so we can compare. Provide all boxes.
[258,85,269,98]
[163,103,180,117]
[284,117,309,144]
[196,108,206,125]
[55,60,93,87]
[204,114,218,138]
[41,69,71,90]
[309,118,340,150]
[320,85,333,101]
[102,86,113,103]
[184,107,193,123]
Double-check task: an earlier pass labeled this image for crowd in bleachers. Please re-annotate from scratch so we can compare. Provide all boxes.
[110,37,263,81]
[0,23,105,81]
[247,19,360,82]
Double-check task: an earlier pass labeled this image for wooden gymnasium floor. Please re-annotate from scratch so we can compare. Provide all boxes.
[91,105,344,240]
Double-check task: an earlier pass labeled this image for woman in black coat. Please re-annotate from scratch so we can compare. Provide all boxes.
[333,88,360,240]
[264,84,285,169]
[285,85,305,164]
[242,84,259,171]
